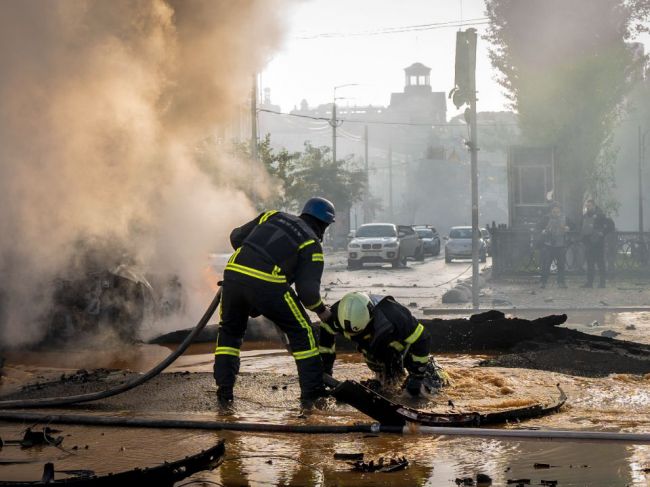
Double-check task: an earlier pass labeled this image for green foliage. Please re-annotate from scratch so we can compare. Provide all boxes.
[484,0,650,219]
[233,135,366,214]
[286,142,367,214]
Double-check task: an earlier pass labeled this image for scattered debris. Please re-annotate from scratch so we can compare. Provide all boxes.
[589,320,600,327]
[540,480,558,486]
[0,440,226,487]
[349,456,408,473]
[334,452,364,460]
[442,288,470,304]
[506,480,530,485]
[476,473,492,485]
[533,463,553,469]
[601,330,620,338]
[408,302,418,308]
[20,427,63,449]
[626,324,637,331]
[455,477,474,485]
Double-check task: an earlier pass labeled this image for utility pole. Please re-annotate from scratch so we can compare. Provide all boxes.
[331,100,337,166]
[639,126,647,260]
[452,28,479,309]
[330,84,359,166]
[250,74,258,205]
[388,145,393,221]
[364,125,369,223]
[469,79,479,310]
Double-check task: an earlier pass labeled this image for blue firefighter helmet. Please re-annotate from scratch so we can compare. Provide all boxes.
[301,197,336,224]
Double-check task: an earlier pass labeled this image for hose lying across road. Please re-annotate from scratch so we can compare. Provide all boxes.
[0,411,648,443]
[0,289,222,409]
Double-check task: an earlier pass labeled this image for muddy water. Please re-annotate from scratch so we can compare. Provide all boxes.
[2,331,650,485]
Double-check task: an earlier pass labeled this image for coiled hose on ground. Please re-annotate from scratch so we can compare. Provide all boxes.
[0,288,222,409]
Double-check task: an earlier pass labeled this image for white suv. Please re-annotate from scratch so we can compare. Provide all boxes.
[347,223,422,269]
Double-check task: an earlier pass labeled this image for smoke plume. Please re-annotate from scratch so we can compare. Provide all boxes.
[0,0,286,346]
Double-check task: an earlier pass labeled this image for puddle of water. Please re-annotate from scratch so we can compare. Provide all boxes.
[3,340,650,485]
[2,424,648,486]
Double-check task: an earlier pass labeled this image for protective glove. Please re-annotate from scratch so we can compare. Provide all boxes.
[317,307,332,323]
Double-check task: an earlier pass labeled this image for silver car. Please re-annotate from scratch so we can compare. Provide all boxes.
[444,226,487,263]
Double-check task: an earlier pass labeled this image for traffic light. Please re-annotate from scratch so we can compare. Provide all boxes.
[450,28,477,109]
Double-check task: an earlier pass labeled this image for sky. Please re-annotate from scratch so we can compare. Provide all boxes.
[261,0,508,120]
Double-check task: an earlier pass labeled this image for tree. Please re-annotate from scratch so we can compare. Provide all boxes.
[286,142,366,215]
[485,0,650,219]
[231,136,367,216]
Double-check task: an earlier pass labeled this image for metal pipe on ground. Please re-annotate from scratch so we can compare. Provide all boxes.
[0,411,648,444]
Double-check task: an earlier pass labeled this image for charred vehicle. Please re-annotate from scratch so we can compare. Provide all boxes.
[5,238,186,347]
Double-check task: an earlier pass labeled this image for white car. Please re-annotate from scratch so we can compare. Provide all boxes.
[444,226,487,263]
[347,223,422,269]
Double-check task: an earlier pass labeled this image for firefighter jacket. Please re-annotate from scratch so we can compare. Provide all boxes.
[319,295,430,378]
[224,210,326,314]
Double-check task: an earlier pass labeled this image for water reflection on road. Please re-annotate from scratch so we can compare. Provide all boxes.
[2,312,650,485]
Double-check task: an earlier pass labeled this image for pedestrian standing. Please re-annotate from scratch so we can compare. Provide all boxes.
[581,199,611,288]
[539,202,569,289]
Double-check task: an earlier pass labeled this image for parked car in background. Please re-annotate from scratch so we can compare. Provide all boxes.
[413,225,441,256]
[480,227,492,256]
[444,226,487,263]
[347,223,423,269]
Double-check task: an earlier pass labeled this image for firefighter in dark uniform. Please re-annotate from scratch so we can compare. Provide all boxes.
[319,292,448,396]
[214,197,335,409]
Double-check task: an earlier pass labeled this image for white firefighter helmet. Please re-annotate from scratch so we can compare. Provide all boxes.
[338,292,373,335]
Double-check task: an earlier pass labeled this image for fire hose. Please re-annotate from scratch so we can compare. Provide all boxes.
[0,288,222,409]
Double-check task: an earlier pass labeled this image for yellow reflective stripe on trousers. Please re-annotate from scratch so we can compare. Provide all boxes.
[318,345,336,354]
[410,353,429,363]
[214,346,240,357]
[293,347,319,360]
[284,292,316,349]
[389,341,405,352]
[298,239,316,250]
[225,263,287,283]
[306,299,323,311]
[312,253,324,262]
[405,323,424,344]
[259,210,278,224]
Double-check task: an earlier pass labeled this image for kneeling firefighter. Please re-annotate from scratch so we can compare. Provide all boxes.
[319,292,448,396]
[214,198,335,409]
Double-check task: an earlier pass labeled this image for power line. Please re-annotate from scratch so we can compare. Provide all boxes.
[294,18,490,39]
[258,108,519,128]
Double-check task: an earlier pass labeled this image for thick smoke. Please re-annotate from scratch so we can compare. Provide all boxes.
[0,0,286,346]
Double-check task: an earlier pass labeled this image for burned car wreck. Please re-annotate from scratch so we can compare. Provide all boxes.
[1,237,185,348]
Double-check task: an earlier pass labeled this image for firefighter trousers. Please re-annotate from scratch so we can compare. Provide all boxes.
[213,278,323,400]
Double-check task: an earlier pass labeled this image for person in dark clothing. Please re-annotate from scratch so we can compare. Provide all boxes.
[319,292,448,397]
[538,202,570,289]
[580,199,612,288]
[214,197,335,409]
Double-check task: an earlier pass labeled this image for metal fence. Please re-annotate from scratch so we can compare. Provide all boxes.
[491,226,650,277]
